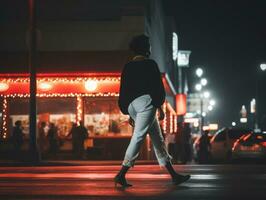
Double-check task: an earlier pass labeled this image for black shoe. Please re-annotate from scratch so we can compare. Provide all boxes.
[172,174,190,185]
[114,174,132,187]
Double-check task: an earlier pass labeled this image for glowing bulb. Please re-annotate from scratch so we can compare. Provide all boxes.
[38,82,53,91]
[260,63,266,71]
[208,105,213,111]
[196,68,203,77]
[203,91,210,98]
[0,83,9,92]
[210,99,216,106]
[194,121,199,127]
[200,78,207,86]
[85,80,98,91]
[195,84,202,91]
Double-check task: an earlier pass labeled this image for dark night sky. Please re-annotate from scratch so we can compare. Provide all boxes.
[165,0,266,127]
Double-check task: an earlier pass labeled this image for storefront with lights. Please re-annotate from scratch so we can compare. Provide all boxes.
[0,0,184,160]
[0,70,178,160]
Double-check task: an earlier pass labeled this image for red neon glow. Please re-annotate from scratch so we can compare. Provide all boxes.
[0,77,120,95]
[0,73,174,98]
[176,94,187,115]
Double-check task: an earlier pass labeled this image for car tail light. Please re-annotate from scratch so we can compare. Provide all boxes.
[260,142,266,148]
[232,140,240,151]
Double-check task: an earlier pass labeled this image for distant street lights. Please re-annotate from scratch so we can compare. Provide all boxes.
[193,68,216,134]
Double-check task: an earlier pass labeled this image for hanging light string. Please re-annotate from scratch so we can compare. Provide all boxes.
[0,93,119,98]
[76,96,83,123]
[1,97,8,139]
[0,77,120,84]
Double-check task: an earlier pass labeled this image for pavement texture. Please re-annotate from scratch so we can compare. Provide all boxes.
[0,164,265,200]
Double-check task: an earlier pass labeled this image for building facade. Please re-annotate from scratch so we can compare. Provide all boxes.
[0,0,180,160]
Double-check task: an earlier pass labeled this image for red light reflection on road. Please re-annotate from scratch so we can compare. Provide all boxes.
[0,173,169,179]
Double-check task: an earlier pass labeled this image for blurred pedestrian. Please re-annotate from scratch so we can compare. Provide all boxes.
[181,123,192,163]
[66,122,79,157]
[115,34,190,187]
[38,121,47,156]
[11,120,24,159]
[198,130,211,164]
[47,123,59,155]
[175,122,183,163]
[75,121,88,159]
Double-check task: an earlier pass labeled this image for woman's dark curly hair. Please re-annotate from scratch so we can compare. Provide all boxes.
[129,34,150,56]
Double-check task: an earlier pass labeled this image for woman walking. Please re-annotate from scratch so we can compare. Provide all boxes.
[115,34,190,187]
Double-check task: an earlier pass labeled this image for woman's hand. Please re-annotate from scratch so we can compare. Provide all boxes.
[158,107,165,121]
[128,117,135,127]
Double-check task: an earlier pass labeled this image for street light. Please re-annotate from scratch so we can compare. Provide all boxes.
[203,91,210,99]
[200,78,208,86]
[260,63,266,71]
[195,84,202,91]
[210,99,216,106]
[196,68,203,77]
[208,105,213,111]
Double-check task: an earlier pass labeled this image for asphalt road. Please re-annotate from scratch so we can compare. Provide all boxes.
[0,164,265,200]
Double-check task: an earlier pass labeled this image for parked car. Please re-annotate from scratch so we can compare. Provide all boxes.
[210,128,251,161]
[232,132,266,160]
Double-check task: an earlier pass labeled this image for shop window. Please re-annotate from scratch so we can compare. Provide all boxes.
[9,98,30,136]
[37,97,76,137]
[84,97,131,136]
[8,97,76,137]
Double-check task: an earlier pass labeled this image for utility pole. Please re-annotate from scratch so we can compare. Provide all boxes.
[28,0,40,162]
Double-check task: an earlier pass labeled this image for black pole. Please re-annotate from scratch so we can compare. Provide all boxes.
[200,97,204,135]
[28,0,40,162]
[255,74,259,129]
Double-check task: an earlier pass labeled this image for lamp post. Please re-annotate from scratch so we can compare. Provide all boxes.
[28,0,40,162]
[254,63,266,129]
[195,76,210,134]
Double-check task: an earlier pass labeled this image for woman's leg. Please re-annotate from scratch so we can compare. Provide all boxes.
[115,105,156,187]
[122,107,156,167]
[148,118,172,166]
[148,118,190,184]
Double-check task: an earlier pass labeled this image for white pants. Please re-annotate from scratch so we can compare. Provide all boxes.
[122,95,172,167]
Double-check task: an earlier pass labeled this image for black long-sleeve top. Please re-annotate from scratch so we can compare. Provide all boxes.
[118,58,166,114]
